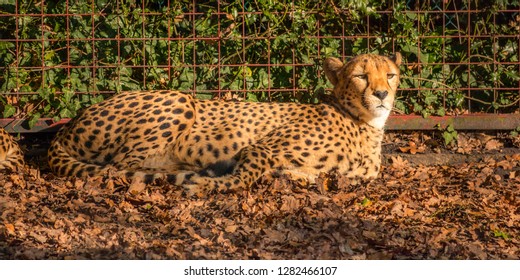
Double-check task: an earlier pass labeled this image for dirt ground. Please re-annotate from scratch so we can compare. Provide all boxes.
[0,132,519,259]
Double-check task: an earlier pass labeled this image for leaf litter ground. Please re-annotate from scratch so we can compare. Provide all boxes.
[0,132,518,259]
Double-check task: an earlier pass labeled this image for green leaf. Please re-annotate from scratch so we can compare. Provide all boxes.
[493,229,511,240]
[3,104,16,118]
[360,198,372,207]
[441,124,458,146]
[28,113,41,129]
[59,108,74,118]
[246,92,259,102]
[424,92,438,106]
[436,107,446,117]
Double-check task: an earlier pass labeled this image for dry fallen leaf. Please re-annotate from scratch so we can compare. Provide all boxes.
[399,141,426,154]
[127,179,147,195]
[225,225,238,233]
[279,195,300,212]
[4,223,15,235]
[485,139,503,151]
[263,229,286,243]
[390,155,409,169]
[1,132,519,260]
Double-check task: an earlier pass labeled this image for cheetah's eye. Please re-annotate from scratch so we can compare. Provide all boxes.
[355,74,367,80]
[387,74,396,79]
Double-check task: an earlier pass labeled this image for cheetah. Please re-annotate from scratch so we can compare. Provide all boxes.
[48,53,402,193]
[0,127,25,171]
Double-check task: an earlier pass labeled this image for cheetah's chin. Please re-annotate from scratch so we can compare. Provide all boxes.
[372,105,390,116]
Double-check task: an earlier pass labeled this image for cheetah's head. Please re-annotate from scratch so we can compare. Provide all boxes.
[324,53,402,129]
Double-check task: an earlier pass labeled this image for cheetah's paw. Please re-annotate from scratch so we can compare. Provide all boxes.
[183,183,204,197]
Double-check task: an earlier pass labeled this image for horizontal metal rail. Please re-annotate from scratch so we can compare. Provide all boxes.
[2,114,519,133]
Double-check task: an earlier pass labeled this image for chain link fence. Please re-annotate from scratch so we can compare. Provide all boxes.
[0,0,519,131]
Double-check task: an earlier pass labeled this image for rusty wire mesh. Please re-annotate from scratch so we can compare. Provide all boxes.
[0,0,519,127]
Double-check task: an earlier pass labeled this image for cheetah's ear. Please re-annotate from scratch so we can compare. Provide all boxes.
[323,57,344,86]
[389,52,402,67]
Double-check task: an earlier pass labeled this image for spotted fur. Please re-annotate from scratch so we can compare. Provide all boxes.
[0,127,25,171]
[48,53,402,193]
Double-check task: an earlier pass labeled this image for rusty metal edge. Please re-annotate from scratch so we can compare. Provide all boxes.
[0,118,70,133]
[385,114,520,131]
[1,114,520,133]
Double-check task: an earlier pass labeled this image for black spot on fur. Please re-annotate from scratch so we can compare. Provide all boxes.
[159,123,171,130]
[162,131,172,138]
[143,174,155,184]
[200,159,236,177]
[76,128,86,134]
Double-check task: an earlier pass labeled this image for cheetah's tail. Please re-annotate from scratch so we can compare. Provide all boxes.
[123,159,237,185]
[48,141,196,185]
[124,170,196,185]
[47,140,110,178]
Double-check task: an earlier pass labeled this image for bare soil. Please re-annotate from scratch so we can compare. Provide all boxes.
[0,132,519,259]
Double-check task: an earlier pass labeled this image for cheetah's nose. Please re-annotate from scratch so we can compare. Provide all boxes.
[373,90,388,100]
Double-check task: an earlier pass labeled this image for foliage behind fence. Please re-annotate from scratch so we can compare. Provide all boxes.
[0,0,519,125]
